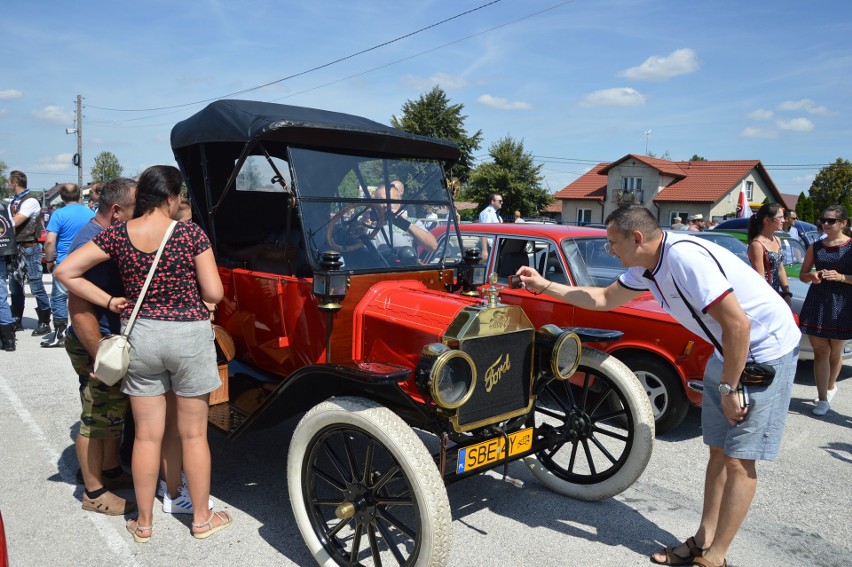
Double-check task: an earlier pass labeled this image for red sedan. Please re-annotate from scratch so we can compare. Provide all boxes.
[443,223,712,433]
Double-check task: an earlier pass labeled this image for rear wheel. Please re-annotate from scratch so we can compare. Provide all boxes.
[617,354,688,435]
[524,347,654,500]
[288,397,451,567]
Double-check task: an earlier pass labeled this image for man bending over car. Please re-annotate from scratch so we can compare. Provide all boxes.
[517,205,800,567]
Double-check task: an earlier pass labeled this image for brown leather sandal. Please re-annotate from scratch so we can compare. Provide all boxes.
[650,536,703,565]
[691,557,726,567]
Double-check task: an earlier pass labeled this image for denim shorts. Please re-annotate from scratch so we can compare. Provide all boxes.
[120,318,221,398]
[701,347,798,461]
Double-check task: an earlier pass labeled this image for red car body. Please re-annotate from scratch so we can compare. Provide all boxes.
[451,223,712,433]
[0,509,8,567]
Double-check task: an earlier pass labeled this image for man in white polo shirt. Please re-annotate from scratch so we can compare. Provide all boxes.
[517,205,800,567]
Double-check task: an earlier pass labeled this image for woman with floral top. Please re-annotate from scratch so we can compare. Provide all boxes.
[56,165,231,542]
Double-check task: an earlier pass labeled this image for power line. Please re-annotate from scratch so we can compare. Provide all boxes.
[86,0,505,113]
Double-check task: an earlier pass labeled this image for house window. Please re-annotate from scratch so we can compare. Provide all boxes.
[670,211,689,226]
[576,209,591,224]
[623,177,643,191]
[746,181,754,201]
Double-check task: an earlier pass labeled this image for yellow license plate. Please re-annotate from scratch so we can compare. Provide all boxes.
[457,428,534,474]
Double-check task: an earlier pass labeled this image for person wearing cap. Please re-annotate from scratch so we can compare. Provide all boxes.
[671,216,685,230]
[689,214,705,232]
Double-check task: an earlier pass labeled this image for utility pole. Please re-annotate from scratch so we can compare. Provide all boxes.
[66,95,83,189]
[75,95,83,189]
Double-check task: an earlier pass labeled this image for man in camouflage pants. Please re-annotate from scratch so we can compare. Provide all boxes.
[65,178,137,515]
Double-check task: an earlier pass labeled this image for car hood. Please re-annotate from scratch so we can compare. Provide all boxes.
[617,292,671,320]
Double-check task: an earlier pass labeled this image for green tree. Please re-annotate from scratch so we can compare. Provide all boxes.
[462,136,551,218]
[391,86,482,182]
[796,192,814,224]
[91,151,123,183]
[689,154,707,162]
[808,157,852,216]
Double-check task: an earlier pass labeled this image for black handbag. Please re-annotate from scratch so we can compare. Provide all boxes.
[740,362,776,387]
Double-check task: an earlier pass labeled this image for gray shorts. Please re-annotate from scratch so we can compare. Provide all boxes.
[701,348,798,461]
[120,318,221,398]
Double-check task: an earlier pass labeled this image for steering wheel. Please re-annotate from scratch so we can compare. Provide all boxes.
[326,203,386,253]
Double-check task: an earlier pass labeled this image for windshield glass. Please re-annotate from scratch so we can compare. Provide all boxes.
[289,147,461,272]
[560,238,596,287]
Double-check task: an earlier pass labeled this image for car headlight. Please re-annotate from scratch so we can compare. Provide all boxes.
[417,343,477,409]
[536,324,581,380]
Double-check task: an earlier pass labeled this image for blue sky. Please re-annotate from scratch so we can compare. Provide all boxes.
[1,0,850,197]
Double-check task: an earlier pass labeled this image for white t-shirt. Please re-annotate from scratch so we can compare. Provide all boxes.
[618,232,800,363]
[15,196,41,219]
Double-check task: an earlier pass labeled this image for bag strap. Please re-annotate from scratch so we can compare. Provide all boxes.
[122,220,178,337]
[666,240,728,356]
[667,239,760,363]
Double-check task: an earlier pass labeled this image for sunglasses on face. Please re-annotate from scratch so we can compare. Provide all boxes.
[819,218,840,225]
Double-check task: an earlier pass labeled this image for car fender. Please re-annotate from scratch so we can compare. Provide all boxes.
[225,361,432,439]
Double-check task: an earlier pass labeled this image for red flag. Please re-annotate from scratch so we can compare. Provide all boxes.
[738,181,752,219]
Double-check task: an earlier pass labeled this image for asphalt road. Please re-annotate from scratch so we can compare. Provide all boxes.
[1,281,850,566]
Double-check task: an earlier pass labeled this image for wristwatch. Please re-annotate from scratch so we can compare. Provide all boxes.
[718,383,737,395]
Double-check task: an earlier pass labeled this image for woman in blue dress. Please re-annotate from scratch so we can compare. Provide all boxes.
[798,205,852,416]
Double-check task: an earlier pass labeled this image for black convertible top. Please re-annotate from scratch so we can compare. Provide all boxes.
[170,99,460,162]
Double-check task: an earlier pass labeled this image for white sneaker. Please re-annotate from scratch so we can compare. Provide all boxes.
[162,479,214,515]
[157,472,186,499]
[814,387,837,404]
[812,400,830,416]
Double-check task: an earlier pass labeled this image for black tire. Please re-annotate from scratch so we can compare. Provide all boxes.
[288,397,452,567]
[524,347,654,500]
[617,354,689,435]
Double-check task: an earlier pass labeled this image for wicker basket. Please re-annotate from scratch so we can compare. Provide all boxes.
[209,363,229,405]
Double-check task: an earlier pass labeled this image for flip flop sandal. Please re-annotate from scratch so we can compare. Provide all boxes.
[192,510,233,540]
[126,519,153,543]
[651,536,703,565]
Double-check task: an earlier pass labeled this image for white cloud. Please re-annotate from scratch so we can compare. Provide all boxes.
[401,72,468,91]
[776,117,814,131]
[579,87,645,107]
[477,94,532,110]
[0,108,8,118]
[747,108,774,120]
[777,99,834,116]
[31,105,74,125]
[740,127,778,139]
[0,89,22,100]
[36,153,75,172]
[617,48,699,81]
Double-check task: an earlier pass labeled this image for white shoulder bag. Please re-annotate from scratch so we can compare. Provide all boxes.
[94,221,178,385]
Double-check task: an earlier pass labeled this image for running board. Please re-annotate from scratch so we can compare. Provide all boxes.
[208,402,250,435]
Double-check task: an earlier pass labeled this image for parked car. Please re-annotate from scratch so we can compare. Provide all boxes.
[577,230,849,364]
[715,216,818,239]
[172,100,655,567]
[443,223,714,434]
[0,509,7,567]
[714,228,806,277]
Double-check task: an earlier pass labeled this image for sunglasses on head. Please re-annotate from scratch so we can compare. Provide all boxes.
[819,217,840,225]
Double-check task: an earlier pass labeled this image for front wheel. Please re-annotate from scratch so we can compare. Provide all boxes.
[524,347,654,501]
[288,397,452,567]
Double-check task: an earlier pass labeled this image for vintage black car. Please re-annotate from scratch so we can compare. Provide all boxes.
[171,100,654,567]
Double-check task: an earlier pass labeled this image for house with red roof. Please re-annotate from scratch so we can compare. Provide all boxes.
[552,154,786,226]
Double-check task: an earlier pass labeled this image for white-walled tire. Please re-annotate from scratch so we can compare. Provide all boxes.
[288,397,451,567]
[524,347,655,500]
